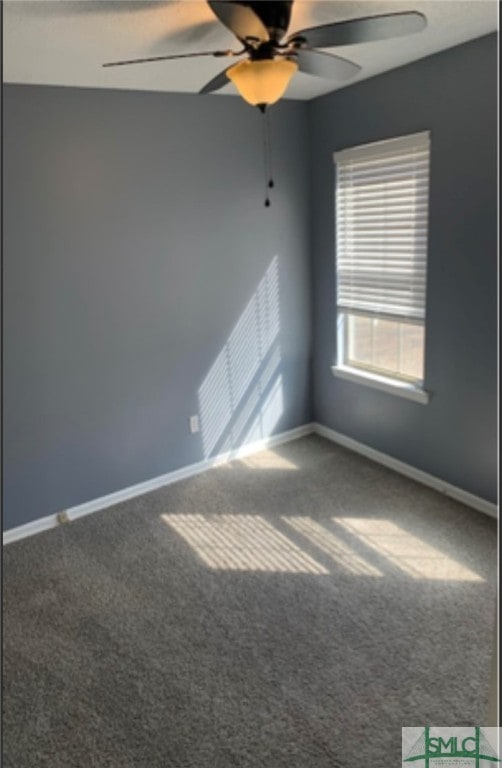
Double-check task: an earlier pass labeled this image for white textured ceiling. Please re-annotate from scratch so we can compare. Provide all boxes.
[3,0,499,100]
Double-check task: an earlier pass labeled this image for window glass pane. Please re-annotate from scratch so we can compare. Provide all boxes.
[372,318,399,375]
[347,314,372,366]
[399,323,424,380]
[344,312,424,382]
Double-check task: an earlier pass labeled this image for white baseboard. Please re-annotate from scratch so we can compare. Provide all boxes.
[3,424,314,545]
[2,513,60,545]
[312,422,498,519]
[4,420,496,545]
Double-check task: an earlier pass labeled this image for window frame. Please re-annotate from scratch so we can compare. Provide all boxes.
[332,132,431,404]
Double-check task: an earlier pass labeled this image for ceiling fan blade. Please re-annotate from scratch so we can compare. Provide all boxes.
[288,12,427,49]
[208,1,269,42]
[248,1,293,39]
[103,50,235,68]
[296,49,361,81]
[200,67,233,94]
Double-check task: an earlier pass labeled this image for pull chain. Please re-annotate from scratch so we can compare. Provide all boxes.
[260,105,274,207]
[266,108,274,191]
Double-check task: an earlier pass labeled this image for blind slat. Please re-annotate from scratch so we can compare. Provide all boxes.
[338,167,429,183]
[337,208,428,218]
[339,153,430,167]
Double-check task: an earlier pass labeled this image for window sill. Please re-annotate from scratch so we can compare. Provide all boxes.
[331,365,430,404]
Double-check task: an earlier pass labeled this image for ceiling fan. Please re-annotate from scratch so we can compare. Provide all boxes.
[103,1,427,110]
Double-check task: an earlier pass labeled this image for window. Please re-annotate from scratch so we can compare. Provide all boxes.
[333,132,430,403]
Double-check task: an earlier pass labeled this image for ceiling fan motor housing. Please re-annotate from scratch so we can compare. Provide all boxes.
[249,42,285,61]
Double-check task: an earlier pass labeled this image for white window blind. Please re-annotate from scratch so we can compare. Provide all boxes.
[334,132,430,320]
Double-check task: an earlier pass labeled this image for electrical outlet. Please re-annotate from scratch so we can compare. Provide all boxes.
[189,415,199,434]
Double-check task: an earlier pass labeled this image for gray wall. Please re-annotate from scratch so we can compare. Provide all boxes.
[309,34,498,503]
[3,33,498,531]
[3,85,311,529]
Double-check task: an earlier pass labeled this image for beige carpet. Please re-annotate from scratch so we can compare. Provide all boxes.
[2,435,497,767]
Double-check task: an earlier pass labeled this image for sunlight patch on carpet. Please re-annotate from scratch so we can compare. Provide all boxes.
[162,513,328,573]
[283,516,382,577]
[238,450,299,471]
[335,518,484,582]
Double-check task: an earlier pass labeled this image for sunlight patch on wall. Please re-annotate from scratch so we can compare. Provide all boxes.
[198,257,282,458]
[283,516,382,577]
[162,513,328,573]
[239,372,284,446]
[222,346,283,453]
[335,518,484,582]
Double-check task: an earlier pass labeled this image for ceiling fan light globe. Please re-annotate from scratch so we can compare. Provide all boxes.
[227,58,298,106]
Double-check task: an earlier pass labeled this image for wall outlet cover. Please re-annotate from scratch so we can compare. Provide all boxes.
[189,415,199,434]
